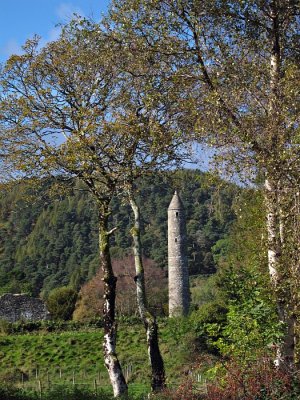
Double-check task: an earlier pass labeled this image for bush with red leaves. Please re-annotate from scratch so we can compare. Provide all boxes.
[205,357,300,400]
[153,378,205,400]
[73,256,167,320]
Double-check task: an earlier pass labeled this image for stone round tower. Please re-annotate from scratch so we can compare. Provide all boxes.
[168,191,190,317]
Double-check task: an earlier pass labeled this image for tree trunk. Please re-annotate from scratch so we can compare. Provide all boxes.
[265,177,281,282]
[99,203,128,397]
[264,2,295,371]
[264,177,295,370]
[129,194,166,392]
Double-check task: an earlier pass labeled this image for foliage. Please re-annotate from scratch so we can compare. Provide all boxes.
[0,170,237,296]
[190,302,228,356]
[189,189,282,362]
[46,286,78,321]
[213,267,282,362]
[0,318,13,335]
[152,378,202,400]
[73,256,167,321]
[0,385,35,400]
[108,0,300,367]
[0,16,195,394]
[0,179,99,296]
[0,368,29,385]
[0,384,146,400]
[0,1,298,390]
[206,357,300,400]
[190,275,220,309]
[210,190,283,362]
[40,386,113,400]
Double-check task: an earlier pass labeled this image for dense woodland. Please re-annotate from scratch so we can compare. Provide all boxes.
[0,170,237,297]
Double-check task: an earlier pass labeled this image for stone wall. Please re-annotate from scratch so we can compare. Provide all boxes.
[0,293,50,322]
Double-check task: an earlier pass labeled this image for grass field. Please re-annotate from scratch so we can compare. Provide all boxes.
[0,279,212,398]
[0,318,197,392]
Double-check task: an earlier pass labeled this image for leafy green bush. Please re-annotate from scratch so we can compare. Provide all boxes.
[190,302,228,355]
[46,287,78,321]
[0,385,36,400]
[10,321,42,334]
[212,267,282,362]
[0,319,13,335]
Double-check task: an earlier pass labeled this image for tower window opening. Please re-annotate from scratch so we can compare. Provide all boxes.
[175,238,178,243]
[175,212,179,217]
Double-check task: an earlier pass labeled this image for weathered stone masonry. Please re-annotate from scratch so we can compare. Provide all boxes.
[0,293,50,322]
[168,191,190,317]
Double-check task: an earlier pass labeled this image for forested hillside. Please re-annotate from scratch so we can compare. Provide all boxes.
[0,169,238,296]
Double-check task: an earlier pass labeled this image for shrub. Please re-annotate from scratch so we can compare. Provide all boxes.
[0,368,28,384]
[46,287,78,321]
[0,319,13,335]
[190,302,228,355]
[0,385,36,400]
[0,384,146,400]
[152,379,204,400]
[206,357,300,400]
[73,256,167,321]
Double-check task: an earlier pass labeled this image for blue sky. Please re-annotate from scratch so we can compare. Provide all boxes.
[0,0,211,171]
[0,1,109,62]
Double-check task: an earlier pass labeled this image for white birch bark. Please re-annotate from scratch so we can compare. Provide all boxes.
[129,194,166,392]
[265,177,295,369]
[265,177,280,283]
[99,206,128,397]
[265,2,295,370]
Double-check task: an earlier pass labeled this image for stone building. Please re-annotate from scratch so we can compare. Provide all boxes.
[168,191,190,317]
[0,293,50,322]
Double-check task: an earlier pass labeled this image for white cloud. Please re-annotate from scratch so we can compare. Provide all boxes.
[48,26,62,42]
[56,3,85,21]
[0,3,86,60]
[38,3,86,49]
[1,39,22,58]
[39,26,61,48]
[1,28,61,61]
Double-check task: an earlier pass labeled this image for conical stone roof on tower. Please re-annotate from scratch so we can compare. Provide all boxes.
[168,191,190,317]
[168,190,184,210]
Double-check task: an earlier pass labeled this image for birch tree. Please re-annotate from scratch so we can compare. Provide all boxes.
[110,74,187,392]
[128,190,166,391]
[0,27,129,396]
[0,18,189,394]
[109,0,300,369]
[100,21,191,390]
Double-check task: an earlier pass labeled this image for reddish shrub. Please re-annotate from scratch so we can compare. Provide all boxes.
[73,256,167,320]
[154,378,204,400]
[206,357,299,400]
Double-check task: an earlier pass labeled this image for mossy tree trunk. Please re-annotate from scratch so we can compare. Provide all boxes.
[264,2,295,371]
[265,176,295,370]
[129,194,166,392]
[98,201,128,397]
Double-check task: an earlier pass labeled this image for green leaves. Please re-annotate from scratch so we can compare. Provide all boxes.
[46,286,78,321]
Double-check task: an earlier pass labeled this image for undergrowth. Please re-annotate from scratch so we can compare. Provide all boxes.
[0,385,144,400]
